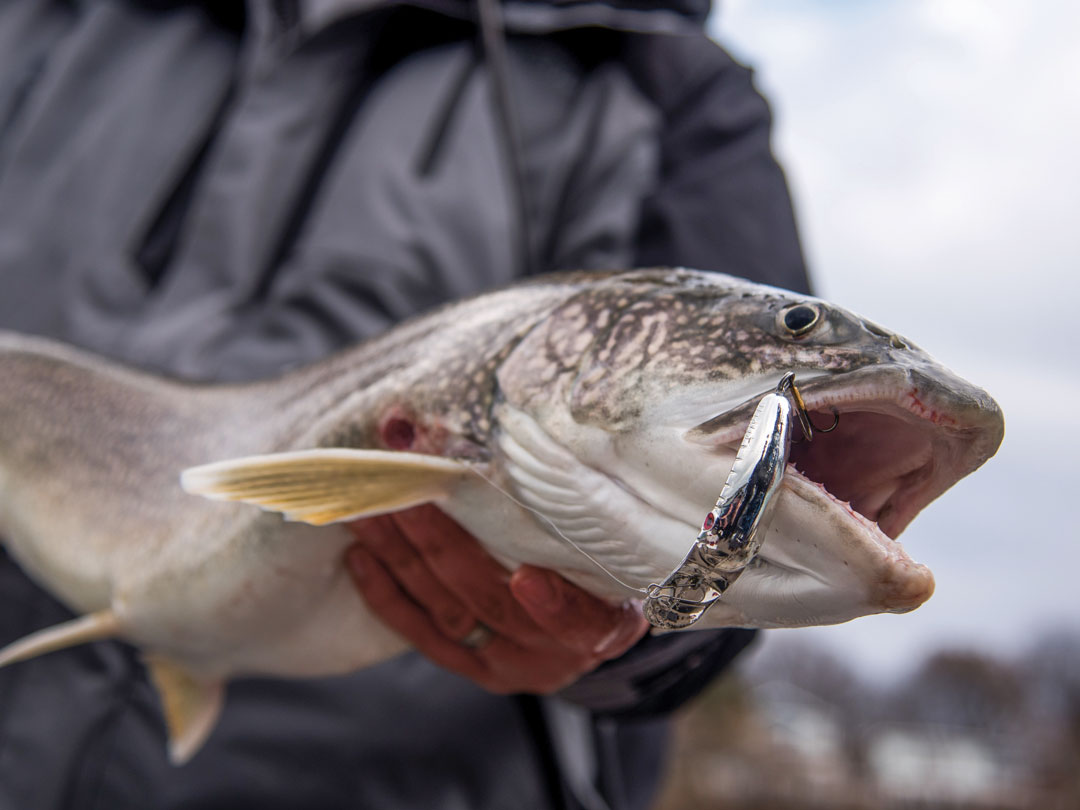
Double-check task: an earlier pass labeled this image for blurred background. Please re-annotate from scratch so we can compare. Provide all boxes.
[653,1,1080,807]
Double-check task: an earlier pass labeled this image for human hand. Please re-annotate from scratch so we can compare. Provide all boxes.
[345,504,648,694]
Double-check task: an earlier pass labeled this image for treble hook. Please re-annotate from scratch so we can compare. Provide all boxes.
[776,372,840,442]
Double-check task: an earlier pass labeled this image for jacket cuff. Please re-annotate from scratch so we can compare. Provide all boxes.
[559,628,758,717]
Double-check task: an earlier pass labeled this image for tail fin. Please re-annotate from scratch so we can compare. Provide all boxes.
[0,609,121,668]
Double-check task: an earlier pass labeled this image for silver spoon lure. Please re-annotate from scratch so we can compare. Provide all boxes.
[642,373,830,630]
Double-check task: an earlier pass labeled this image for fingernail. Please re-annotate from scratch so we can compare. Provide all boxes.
[593,626,624,657]
[594,605,647,657]
[513,569,559,609]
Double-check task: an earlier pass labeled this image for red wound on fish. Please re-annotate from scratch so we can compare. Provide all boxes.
[381,417,416,450]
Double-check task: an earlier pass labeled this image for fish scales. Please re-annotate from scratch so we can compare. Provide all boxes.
[496,272,931,433]
[0,268,1004,762]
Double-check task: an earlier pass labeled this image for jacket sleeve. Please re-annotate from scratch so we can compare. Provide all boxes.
[628,31,812,295]
[561,627,758,716]
[561,31,811,717]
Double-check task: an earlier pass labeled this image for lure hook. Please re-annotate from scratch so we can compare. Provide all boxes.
[776,372,840,442]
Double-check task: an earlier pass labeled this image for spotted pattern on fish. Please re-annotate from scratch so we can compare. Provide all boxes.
[496,270,921,431]
[280,268,935,454]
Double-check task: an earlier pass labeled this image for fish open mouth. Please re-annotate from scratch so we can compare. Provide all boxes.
[691,366,1005,542]
[788,407,942,540]
[675,365,1002,626]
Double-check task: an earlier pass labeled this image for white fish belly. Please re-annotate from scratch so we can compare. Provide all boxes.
[117,518,409,679]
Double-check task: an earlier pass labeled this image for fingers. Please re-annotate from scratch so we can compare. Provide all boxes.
[345,545,490,682]
[510,566,648,661]
[344,505,649,695]
[386,506,551,648]
[352,514,475,641]
[346,542,569,694]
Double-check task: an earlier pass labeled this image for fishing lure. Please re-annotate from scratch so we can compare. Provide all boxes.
[643,373,832,629]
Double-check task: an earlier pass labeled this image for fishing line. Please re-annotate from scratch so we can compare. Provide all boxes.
[464,465,652,596]
[465,465,761,613]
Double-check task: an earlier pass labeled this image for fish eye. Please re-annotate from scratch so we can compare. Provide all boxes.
[779,303,821,337]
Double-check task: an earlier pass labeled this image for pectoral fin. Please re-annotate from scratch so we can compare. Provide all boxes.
[181,449,470,525]
[0,609,120,668]
[145,656,224,764]
[496,404,686,583]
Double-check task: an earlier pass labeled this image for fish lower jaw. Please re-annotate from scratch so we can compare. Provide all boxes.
[783,464,887,539]
[772,468,935,613]
[652,460,936,631]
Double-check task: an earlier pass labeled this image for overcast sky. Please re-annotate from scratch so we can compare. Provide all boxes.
[709,0,1080,678]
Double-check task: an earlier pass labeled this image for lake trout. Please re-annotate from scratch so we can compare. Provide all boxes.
[0,268,1004,761]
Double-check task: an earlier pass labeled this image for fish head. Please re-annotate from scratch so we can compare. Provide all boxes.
[495,269,1004,629]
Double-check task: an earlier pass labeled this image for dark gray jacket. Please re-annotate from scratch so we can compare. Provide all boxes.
[0,1,808,808]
